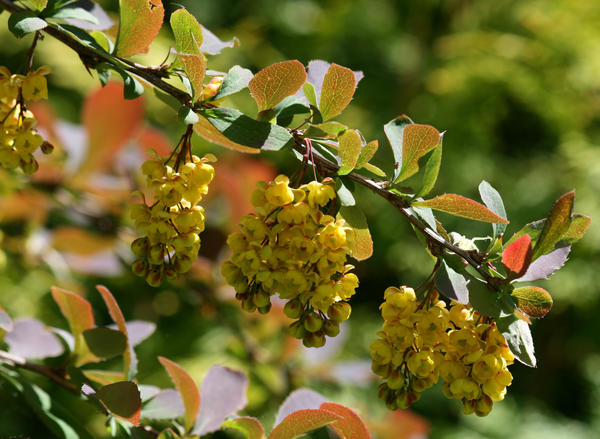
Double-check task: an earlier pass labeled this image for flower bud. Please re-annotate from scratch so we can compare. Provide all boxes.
[283,299,303,319]
[131,259,148,277]
[303,312,323,333]
[131,237,149,258]
[327,302,351,323]
[145,268,162,287]
[288,320,306,339]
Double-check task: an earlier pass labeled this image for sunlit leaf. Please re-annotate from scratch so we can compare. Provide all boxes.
[497,314,536,367]
[355,140,378,170]
[478,180,508,238]
[171,8,203,55]
[176,51,206,101]
[319,64,357,121]
[249,60,307,111]
[267,409,341,439]
[395,124,441,182]
[82,370,126,386]
[557,213,591,246]
[337,129,362,175]
[96,381,141,425]
[114,0,163,57]
[222,417,265,439]
[275,389,327,426]
[320,402,371,439]
[502,234,532,279]
[532,191,575,260]
[413,194,510,224]
[25,0,47,11]
[417,139,442,198]
[511,286,553,318]
[158,356,200,432]
[337,206,373,261]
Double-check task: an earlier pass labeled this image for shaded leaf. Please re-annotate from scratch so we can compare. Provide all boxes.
[320,402,371,439]
[275,96,310,126]
[275,389,328,426]
[384,115,412,181]
[194,365,248,435]
[141,389,185,420]
[178,105,200,124]
[51,286,97,365]
[268,409,341,439]
[115,0,164,57]
[200,24,238,55]
[96,285,136,380]
[5,318,64,359]
[502,234,532,279]
[302,82,318,107]
[337,206,373,261]
[532,191,575,260]
[413,194,510,224]
[468,279,507,318]
[335,178,355,207]
[96,381,141,425]
[213,65,254,100]
[497,314,536,367]
[395,124,441,182]
[199,107,293,151]
[249,60,307,111]
[517,246,570,282]
[8,11,47,38]
[417,139,443,198]
[511,286,553,318]
[222,417,265,439]
[478,181,508,238]
[435,260,469,304]
[337,129,362,175]
[195,114,259,154]
[319,64,357,121]
[158,356,200,432]
[355,140,378,170]
[107,320,156,347]
[83,327,127,359]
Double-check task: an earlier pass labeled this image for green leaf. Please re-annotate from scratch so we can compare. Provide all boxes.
[395,124,441,182]
[361,162,386,177]
[199,107,294,151]
[302,82,318,107]
[383,115,412,182]
[338,206,373,261]
[337,129,362,175]
[267,409,341,439]
[171,6,203,54]
[222,417,265,439]
[532,191,575,260]
[83,327,127,359]
[249,60,307,111]
[8,11,47,38]
[96,381,142,425]
[105,65,144,99]
[355,140,378,170]
[305,122,347,139]
[319,64,357,121]
[96,66,111,86]
[557,213,591,247]
[115,0,164,57]
[497,314,536,367]
[50,7,99,24]
[435,259,469,304]
[511,286,553,318]
[274,96,310,126]
[468,279,507,318]
[213,65,254,100]
[178,106,200,124]
[478,180,508,238]
[320,402,370,439]
[417,138,443,198]
[413,194,510,224]
[335,178,355,207]
[25,0,48,11]
[158,356,200,432]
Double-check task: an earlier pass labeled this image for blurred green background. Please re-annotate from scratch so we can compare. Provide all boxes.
[1,0,599,438]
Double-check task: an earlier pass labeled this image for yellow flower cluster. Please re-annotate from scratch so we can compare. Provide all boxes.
[222,175,358,347]
[370,286,514,416]
[0,66,52,174]
[130,153,215,286]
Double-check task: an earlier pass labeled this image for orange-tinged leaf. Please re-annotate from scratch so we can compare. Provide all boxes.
[319,64,356,121]
[194,114,260,154]
[52,227,114,255]
[502,234,532,279]
[222,416,265,439]
[413,194,510,224]
[0,190,49,224]
[96,285,134,378]
[96,381,141,426]
[78,83,144,176]
[338,206,373,261]
[396,124,441,181]
[511,286,553,318]
[320,403,370,439]
[355,140,378,170]
[532,191,575,260]
[115,0,164,57]
[268,409,342,439]
[338,129,362,175]
[249,60,307,111]
[50,286,97,365]
[177,51,206,100]
[158,356,200,432]
[83,369,127,386]
[137,127,172,158]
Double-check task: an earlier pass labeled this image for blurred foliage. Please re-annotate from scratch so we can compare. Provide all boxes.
[1,0,599,438]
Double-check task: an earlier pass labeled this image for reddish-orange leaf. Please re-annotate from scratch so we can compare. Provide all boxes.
[267,409,342,439]
[320,403,370,439]
[78,83,144,176]
[222,416,265,439]
[413,194,510,224]
[319,64,356,121]
[249,60,307,111]
[158,356,200,432]
[115,0,164,57]
[194,114,260,154]
[502,234,532,279]
[50,286,97,365]
[396,124,441,181]
[511,286,553,318]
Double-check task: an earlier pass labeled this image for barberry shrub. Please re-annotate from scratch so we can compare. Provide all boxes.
[0,0,591,437]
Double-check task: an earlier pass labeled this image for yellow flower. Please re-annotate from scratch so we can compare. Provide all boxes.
[22,69,49,101]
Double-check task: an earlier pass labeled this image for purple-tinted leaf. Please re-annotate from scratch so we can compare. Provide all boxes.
[158,356,200,432]
[330,361,374,386]
[138,384,161,402]
[108,320,156,347]
[193,365,248,435]
[302,60,363,107]
[517,246,571,282]
[6,318,64,359]
[141,389,185,420]
[497,315,536,367]
[57,1,114,31]
[201,25,238,55]
[435,260,469,304]
[275,389,328,426]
